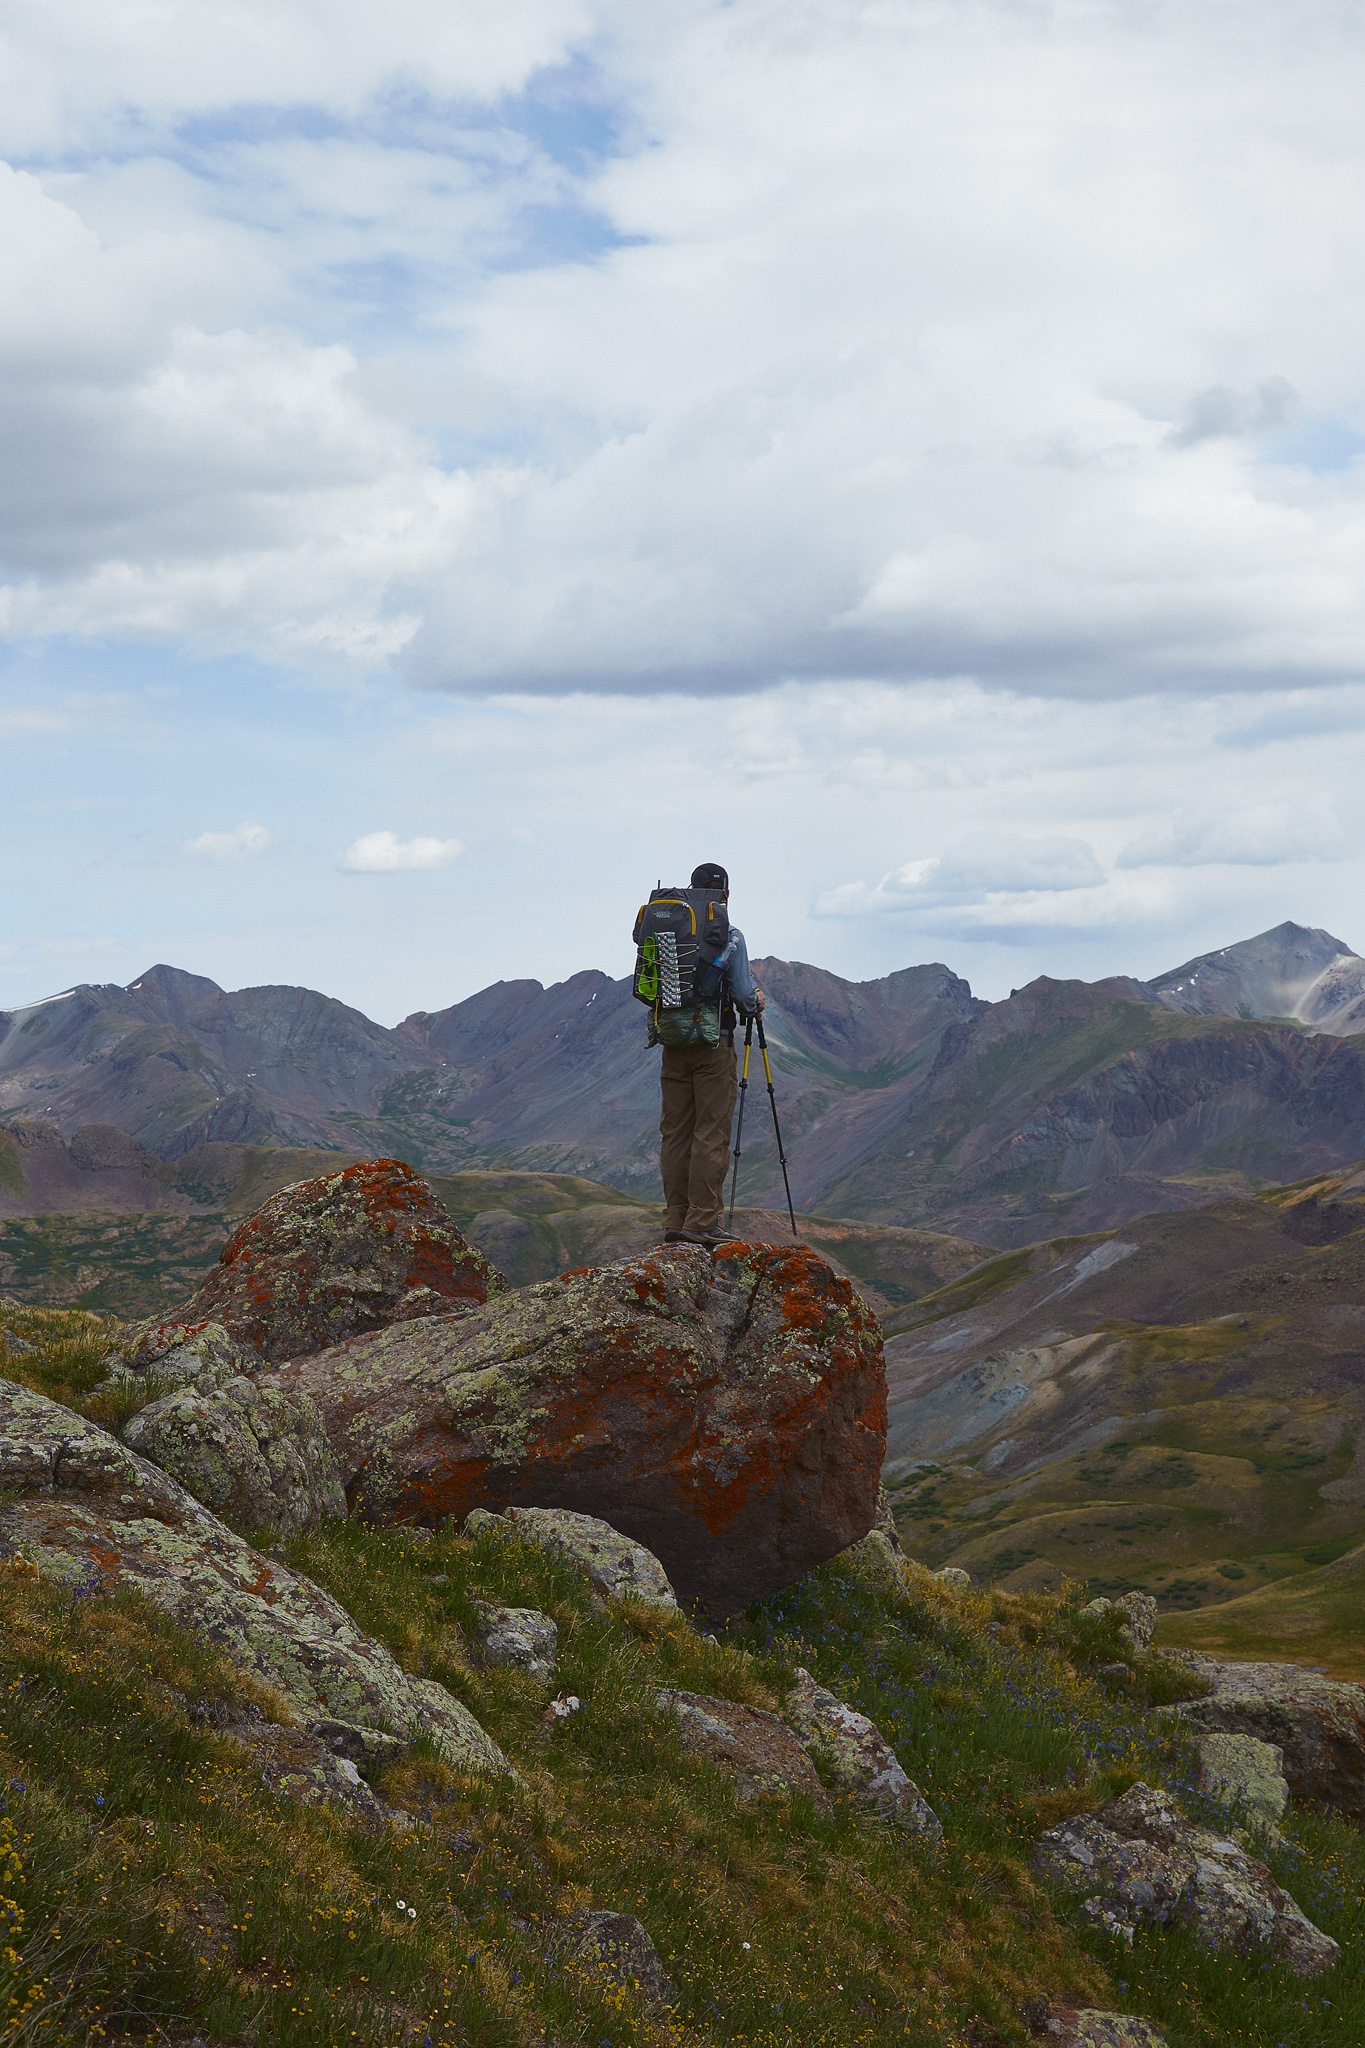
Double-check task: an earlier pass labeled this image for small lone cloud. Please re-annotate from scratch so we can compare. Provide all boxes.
[341,830,465,873]
[183,822,273,860]
[1167,377,1299,449]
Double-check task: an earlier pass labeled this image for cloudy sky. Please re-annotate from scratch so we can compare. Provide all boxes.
[4,0,1364,1023]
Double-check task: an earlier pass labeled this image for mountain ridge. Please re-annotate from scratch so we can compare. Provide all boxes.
[4,921,1364,1245]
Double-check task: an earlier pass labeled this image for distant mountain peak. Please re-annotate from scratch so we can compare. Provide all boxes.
[1146,922,1365,1034]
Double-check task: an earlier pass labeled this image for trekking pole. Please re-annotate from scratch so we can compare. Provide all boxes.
[755,1014,798,1238]
[726,1015,754,1228]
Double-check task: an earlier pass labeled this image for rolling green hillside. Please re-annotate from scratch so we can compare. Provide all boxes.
[884,1163,1365,1675]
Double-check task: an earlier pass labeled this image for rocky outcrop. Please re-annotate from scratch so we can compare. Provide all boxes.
[1170,1652,1365,1821]
[119,1159,503,1365]
[481,1507,679,1609]
[473,1601,558,1677]
[122,1374,345,1535]
[555,1909,674,2011]
[786,1668,942,1842]
[1197,1733,1289,1830]
[279,1242,887,1618]
[1034,1781,1337,1974]
[1031,2013,1167,2048]
[0,1377,511,1780]
[1079,1592,1157,1653]
[658,1690,827,1803]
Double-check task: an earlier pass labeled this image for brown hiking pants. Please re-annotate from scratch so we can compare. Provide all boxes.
[659,1038,737,1235]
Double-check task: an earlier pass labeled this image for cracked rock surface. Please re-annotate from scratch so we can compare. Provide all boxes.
[0,1377,511,1781]
[1034,1781,1337,1975]
[786,1667,942,1842]
[278,1241,887,1617]
[122,1374,345,1535]
[1169,1651,1365,1822]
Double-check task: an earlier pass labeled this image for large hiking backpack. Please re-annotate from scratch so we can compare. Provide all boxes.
[632,885,732,1047]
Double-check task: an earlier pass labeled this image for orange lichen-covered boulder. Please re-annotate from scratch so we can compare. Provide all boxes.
[276,1241,887,1617]
[148,1159,505,1364]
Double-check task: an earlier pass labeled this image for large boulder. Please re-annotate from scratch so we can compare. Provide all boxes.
[0,1377,510,1780]
[1034,1781,1337,1974]
[1169,1651,1365,1821]
[278,1242,887,1618]
[122,1375,346,1536]
[113,1159,503,1368]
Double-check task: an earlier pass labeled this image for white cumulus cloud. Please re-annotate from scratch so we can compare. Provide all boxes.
[341,830,464,872]
[4,4,1365,694]
[183,821,272,858]
[818,834,1106,918]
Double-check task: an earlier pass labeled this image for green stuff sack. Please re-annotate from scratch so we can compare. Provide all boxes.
[647,1000,722,1049]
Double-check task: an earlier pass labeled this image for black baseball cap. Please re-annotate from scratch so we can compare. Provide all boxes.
[691,862,729,891]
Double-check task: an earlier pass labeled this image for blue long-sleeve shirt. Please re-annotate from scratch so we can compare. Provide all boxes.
[723,925,761,1017]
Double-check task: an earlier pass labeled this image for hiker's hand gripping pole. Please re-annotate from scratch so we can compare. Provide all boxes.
[755,1014,798,1239]
[726,1015,754,1228]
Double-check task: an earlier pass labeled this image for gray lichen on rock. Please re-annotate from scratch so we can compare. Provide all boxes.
[1038,2013,1169,2048]
[473,1600,558,1677]
[1170,1649,1365,1821]
[99,1319,248,1397]
[1034,1780,1337,1975]
[555,1908,674,2010]
[785,1667,942,1843]
[122,1374,345,1535]
[503,1507,679,1609]
[1078,1592,1158,1654]
[1197,1732,1290,1830]
[0,1375,512,1782]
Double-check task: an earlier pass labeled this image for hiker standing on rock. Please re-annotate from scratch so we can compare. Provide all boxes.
[631,862,764,1249]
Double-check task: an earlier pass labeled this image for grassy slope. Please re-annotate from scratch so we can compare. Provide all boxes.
[888,1167,1365,1671]
[1,1311,1365,2046]
[888,1316,1365,1666]
[1157,1543,1365,1678]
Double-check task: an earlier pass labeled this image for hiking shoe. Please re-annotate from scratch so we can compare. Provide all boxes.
[701,1230,741,1250]
[661,1229,686,1243]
